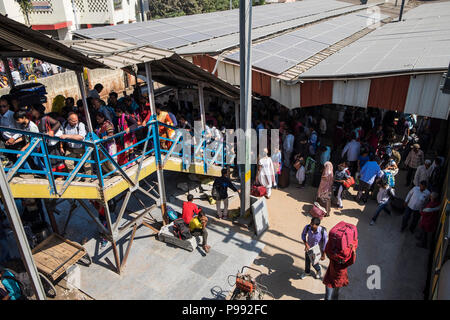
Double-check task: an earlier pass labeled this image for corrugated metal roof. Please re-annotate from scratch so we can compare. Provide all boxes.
[176,2,382,55]
[60,39,240,99]
[73,0,380,55]
[0,13,106,71]
[299,2,450,78]
[61,39,174,69]
[224,10,389,75]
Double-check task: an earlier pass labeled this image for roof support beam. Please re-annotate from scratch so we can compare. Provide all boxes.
[144,62,168,225]
[1,58,15,89]
[0,165,46,300]
[239,0,253,216]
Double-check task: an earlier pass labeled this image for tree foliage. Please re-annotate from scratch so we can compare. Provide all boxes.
[15,0,33,25]
[148,0,265,19]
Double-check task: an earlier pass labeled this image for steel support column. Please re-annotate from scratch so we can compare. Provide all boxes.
[145,62,168,225]
[234,100,239,130]
[0,165,46,300]
[76,71,94,135]
[198,83,206,132]
[399,0,406,21]
[1,58,15,88]
[239,0,253,216]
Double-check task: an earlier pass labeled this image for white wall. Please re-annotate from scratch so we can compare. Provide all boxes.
[0,0,25,23]
[28,0,75,25]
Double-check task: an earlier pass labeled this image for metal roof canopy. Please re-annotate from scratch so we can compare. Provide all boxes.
[62,39,240,100]
[299,2,450,79]
[225,10,389,75]
[73,0,362,53]
[177,2,382,55]
[0,13,106,71]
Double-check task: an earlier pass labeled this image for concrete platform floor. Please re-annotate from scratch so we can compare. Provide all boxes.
[47,166,428,300]
[245,169,429,300]
[50,171,263,300]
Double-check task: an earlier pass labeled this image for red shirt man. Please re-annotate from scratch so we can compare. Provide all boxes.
[182,194,200,224]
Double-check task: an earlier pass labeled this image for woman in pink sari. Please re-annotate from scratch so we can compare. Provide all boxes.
[316,161,334,216]
[114,105,138,166]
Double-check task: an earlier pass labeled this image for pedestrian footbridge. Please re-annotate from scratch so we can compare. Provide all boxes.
[0,119,234,202]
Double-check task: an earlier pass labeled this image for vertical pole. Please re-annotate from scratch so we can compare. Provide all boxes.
[2,58,15,89]
[139,0,146,22]
[144,62,168,225]
[198,83,206,132]
[0,165,46,300]
[175,88,181,113]
[239,0,253,216]
[399,0,406,21]
[76,71,94,135]
[234,100,239,130]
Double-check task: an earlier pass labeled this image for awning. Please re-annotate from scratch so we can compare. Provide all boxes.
[61,39,174,70]
[62,39,240,100]
[0,13,107,71]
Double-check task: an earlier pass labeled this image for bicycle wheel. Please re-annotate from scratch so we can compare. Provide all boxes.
[38,273,57,298]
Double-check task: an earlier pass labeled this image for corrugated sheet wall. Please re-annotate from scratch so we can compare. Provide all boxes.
[332,79,371,108]
[252,70,271,97]
[191,58,449,119]
[367,75,410,111]
[192,55,218,76]
[405,73,450,120]
[300,80,333,107]
[216,61,240,86]
[270,78,301,109]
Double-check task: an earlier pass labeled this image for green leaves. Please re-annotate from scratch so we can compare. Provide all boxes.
[15,0,33,25]
[148,0,264,19]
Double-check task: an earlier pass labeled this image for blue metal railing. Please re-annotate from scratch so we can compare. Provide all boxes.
[0,118,235,197]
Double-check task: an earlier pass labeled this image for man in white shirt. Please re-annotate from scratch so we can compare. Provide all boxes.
[41,62,52,77]
[11,70,22,85]
[413,160,432,187]
[60,113,92,179]
[370,180,395,226]
[0,97,22,164]
[401,180,431,233]
[341,132,360,176]
[14,111,40,170]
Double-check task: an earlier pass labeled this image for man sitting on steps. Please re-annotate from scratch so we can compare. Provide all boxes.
[182,194,210,253]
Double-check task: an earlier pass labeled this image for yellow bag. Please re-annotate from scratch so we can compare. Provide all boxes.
[189,217,202,231]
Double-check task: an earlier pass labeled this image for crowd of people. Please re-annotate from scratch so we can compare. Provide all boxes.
[0,58,63,88]
[0,82,239,179]
[250,104,444,238]
[0,80,447,299]
[245,103,445,299]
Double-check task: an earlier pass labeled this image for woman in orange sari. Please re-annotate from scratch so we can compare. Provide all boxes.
[156,104,174,150]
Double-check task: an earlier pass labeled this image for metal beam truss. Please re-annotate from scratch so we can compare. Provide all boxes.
[0,120,234,274]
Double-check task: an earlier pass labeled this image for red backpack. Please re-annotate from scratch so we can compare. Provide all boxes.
[251,185,267,197]
[326,221,358,264]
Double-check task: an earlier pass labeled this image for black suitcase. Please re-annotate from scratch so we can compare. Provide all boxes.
[390,196,404,213]
[278,167,290,188]
[312,169,322,188]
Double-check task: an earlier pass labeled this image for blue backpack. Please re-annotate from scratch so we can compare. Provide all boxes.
[382,171,395,188]
[167,206,179,222]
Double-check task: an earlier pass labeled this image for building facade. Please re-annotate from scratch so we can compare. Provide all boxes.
[0,0,139,40]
